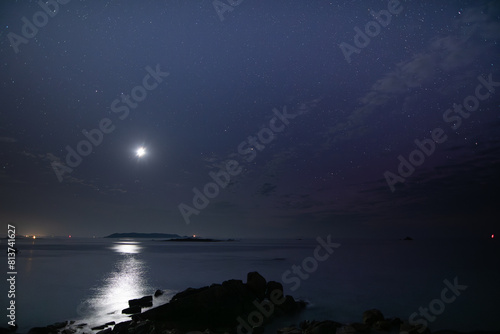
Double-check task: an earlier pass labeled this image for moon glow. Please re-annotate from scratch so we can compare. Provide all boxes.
[136,147,146,158]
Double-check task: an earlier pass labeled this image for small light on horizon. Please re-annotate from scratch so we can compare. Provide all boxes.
[33,235,36,239]
[69,235,72,238]
[492,234,495,239]
[193,234,196,238]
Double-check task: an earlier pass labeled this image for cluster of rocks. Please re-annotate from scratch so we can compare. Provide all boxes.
[127,271,305,332]
[277,309,430,334]
[26,272,305,334]
[122,295,154,314]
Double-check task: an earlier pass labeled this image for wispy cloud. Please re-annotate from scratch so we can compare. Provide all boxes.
[325,1,500,145]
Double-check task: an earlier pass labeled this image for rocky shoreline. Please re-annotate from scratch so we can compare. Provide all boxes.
[5,272,498,334]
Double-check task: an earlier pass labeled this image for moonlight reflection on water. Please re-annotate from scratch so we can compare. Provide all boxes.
[76,241,152,326]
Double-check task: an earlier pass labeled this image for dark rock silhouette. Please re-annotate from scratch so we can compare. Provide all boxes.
[121,305,141,314]
[128,295,153,308]
[265,280,283,299]
[362,308,384,326]
[246,271,267,299]
[128,272,304,332]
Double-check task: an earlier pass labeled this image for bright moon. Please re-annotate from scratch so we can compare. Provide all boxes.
[136,147,146,158]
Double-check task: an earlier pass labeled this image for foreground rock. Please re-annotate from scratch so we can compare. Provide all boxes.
[129,295,153,308]
[130,271,305,332]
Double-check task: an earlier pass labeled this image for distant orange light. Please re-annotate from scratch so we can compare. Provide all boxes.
[33,236,36,239]
[193,234,196,238]
[492,234,495,239]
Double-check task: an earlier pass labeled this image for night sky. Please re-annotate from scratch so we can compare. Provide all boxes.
[1,0,499,238]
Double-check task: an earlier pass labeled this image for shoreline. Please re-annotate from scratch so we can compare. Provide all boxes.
[10,272,497,334]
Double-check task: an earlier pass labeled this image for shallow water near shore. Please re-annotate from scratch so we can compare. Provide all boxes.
[1,237,499,333]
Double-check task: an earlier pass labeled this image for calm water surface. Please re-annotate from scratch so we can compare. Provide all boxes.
[1,237,499,333]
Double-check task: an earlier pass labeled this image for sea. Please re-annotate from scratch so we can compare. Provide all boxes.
[1,237,499,333]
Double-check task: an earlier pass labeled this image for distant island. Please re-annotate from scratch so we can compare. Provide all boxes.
[104,233,184,239]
